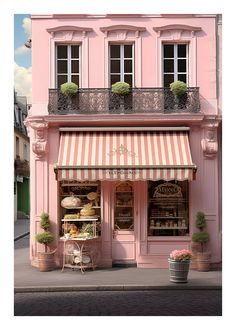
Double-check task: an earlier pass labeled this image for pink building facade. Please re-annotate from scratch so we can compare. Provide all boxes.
[26,14,222,269]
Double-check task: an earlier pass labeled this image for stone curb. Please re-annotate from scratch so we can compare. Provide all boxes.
[14,284,222,293]
[14,232,30,242]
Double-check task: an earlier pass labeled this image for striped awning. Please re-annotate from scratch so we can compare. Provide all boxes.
[55,131,196,181]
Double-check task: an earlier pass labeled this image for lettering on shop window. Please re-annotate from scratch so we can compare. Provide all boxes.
[153,183,182,198]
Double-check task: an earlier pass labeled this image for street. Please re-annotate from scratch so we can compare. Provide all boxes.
[14,235,222,316]
[14,289,221,316]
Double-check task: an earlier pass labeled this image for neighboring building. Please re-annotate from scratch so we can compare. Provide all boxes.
[26,14,222,269]
[14,91,30,221]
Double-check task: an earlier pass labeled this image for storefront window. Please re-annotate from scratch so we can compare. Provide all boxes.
[148,180,189,237]
[59,181,101,238]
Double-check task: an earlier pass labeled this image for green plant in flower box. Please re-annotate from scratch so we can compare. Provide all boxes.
[111,81,130,95]
[60,82,79,96]
[170,80,187,96]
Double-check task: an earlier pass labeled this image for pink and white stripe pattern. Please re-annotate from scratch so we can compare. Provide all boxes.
[56,131,196,181]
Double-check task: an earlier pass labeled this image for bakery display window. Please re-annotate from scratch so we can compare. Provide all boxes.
[148,180,189,237]
[59,181,101,238]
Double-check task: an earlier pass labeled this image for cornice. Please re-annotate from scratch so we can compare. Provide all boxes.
[47,25,93,34]
[100,25,146,33]
[153,24,202,33]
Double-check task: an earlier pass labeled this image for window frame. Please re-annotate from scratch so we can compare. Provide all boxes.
[162,43,189,87]
[56,44,81,88]
[109,43,134,87]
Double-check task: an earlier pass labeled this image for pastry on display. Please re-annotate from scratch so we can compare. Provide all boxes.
[80,202,96,219]
[61,195,81,209]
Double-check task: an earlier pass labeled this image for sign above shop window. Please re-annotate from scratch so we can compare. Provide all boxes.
[153,183,183,198]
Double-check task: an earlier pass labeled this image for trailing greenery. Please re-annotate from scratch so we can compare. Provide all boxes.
[111,81,130,95]
[60,82,79,96]
[192,211,210,253]
[170,80,187,96]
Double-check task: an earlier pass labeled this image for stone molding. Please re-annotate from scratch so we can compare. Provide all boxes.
[26,120,49,159]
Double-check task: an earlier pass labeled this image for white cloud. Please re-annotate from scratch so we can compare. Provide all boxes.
[22,17,31,36]
[14,62,32,104]
[15,45,30,56]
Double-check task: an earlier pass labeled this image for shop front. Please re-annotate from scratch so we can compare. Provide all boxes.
[54,127,196,268]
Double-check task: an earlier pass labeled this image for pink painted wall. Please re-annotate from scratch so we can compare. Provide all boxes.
[27,14,221,268]
[31,14,218,115]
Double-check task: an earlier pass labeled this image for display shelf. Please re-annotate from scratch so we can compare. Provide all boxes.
[61,218,99,222]
[61,237,99,273]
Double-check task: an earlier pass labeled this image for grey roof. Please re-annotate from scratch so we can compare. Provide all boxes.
[14,91,29,137]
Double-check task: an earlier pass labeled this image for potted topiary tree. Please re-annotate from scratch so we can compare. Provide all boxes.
[170,80,187,109]
[111,81,130,95]
[60,82,79,113]
[60,82,79,96]
[110,82,132,113]
[35,212,56,272]
[192,211,211,271]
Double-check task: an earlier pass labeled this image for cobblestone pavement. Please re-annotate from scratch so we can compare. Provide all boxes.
[14,289,222,316]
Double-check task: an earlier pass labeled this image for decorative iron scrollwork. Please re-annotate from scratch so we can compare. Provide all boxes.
[48,87,200,115]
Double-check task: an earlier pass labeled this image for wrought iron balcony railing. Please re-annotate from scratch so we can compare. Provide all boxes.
[48,87,200,115]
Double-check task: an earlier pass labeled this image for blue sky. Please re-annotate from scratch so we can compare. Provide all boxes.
[14,14,32,102]
[14,14,31,68]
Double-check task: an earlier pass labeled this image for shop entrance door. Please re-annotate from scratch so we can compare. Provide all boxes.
[112,181,136,265]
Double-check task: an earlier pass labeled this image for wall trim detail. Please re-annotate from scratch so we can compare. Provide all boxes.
[47,25,93,36]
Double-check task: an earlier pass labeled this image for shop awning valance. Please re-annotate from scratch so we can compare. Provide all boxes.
[55,131,197,181]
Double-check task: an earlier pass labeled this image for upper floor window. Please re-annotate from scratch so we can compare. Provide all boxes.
[163,44,188,87]
[109,44,134,87]
[56,45,80,88]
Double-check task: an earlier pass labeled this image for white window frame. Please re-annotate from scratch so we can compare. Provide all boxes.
[154,25,200,87]
[56,44,81,88]
[162,43,189,86]
[109,44,134,87]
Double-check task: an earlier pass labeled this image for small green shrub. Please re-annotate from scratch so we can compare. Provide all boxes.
[192,211,210,253]
[195,211,206,229]
[112,81,130,95]
[35,232,54,252]
[60,82,78,96]
[192,232,210,245]
[170,80,187,96]
[40,212,50,231]
[36,212,54,252]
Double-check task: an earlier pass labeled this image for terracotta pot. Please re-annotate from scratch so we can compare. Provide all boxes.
[37,250,56,272]
[196,252,211,272]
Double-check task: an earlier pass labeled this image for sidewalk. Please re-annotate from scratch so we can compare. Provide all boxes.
[14,218,30,241]
[14,219,222,292]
